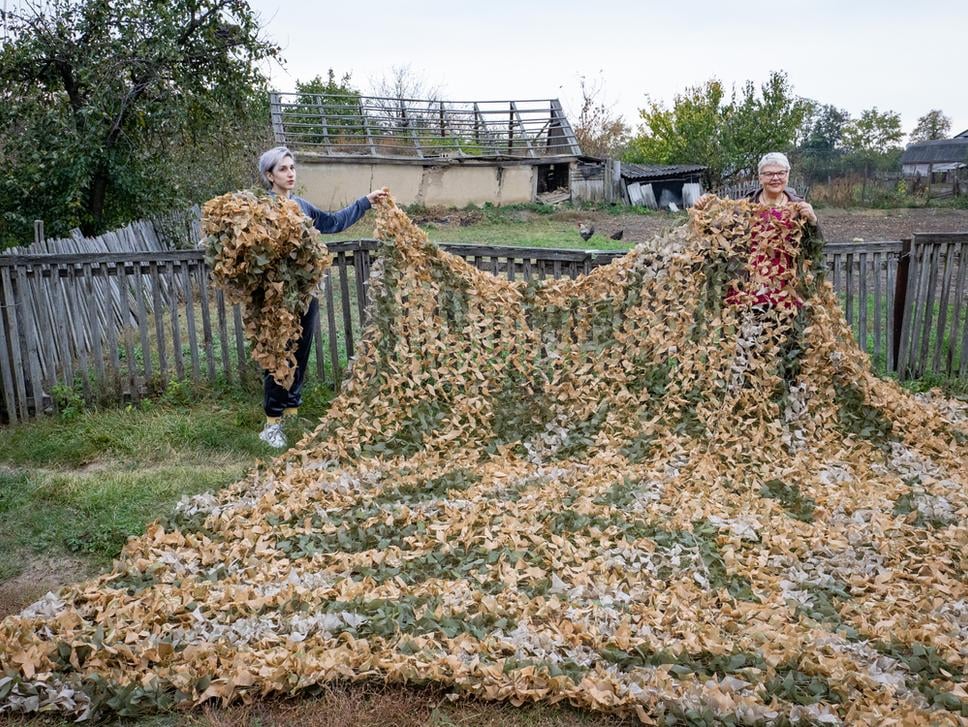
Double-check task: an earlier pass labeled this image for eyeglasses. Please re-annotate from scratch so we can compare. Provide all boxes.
[759,170,788,179]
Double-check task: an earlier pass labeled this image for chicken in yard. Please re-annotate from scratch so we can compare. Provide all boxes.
[609,229,624,240]
[578,222,595,241]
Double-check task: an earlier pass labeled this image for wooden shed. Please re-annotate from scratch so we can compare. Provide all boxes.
[901,136,968,179]
[621,163,706,209]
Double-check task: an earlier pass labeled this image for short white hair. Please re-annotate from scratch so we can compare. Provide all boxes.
[758,152,791,174]
[258,146,293,189]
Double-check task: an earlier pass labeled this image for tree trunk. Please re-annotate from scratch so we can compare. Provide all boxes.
[84,163,110,235]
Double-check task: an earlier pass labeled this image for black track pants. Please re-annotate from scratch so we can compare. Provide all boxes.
[263,298,319,417]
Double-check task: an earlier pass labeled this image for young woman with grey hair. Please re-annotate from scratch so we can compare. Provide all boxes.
[256,145,388,448]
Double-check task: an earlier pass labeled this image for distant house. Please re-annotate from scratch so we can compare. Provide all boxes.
[901,136,968,179]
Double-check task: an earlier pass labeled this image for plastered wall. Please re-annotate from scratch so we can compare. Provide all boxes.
[295,160,536,208]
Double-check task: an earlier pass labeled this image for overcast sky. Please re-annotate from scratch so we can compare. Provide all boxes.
[247,0,968,143]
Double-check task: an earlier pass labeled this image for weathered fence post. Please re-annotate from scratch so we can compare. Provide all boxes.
[892,237,912,375]
[33,220,44,247]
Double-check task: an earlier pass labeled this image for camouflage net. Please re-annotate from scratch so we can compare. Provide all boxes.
[1,196,966,724]
[202,190,332,388]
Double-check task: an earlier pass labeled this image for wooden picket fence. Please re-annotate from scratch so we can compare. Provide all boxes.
[1,234,967,423]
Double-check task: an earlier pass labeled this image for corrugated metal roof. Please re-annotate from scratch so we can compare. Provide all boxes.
[621,163,706,181]
[900,138,968,164]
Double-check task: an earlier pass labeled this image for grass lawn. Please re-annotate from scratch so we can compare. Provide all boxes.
[340,202,663,251]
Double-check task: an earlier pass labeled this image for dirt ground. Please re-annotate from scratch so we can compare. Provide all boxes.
[580,206,968,246]
[0,553,97,618]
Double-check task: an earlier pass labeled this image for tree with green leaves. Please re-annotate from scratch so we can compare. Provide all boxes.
[0,0,280,247]
[291,70,363,146]
[840,107,904,200]
[625,71,806,189]
[795,102,851,183]
[910,109,951,142]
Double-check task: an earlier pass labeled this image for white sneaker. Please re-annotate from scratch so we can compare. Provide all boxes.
[259,421,287,449]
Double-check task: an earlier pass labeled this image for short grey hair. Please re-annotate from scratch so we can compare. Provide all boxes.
[258,146,293,188]
[758,152,791,174]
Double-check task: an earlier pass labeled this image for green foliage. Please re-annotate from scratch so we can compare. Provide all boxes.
[292,70,363,145]
[50,383,85,422]
[626,71,807,188]
[0,0,279,247]
[910,109,952,143]
[842,108,904,157]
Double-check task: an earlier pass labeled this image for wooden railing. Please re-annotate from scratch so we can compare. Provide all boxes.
[1,236,967,423]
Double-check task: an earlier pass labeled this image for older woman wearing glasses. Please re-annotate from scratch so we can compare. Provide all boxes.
[747,152,817,225]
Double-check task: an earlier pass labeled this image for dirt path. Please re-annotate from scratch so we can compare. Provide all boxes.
[0,552,97,618]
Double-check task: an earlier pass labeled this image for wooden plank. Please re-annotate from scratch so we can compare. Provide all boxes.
[905,241,931,378]
[523,258,532,281]
[439,243,590,262]
[831,253,841,294]
[84,265,106,391]
[53,264,76,390]
[360,98,376,156]
[337,252,354,360]
[167,261,184,380]
[931,242,955,374]
[895,239,918,377]
[149,261,168,382]
[197,264,217,384]
[67,265,91,401]
[232,304,246,381]
[37,263,60,379]
[7,266,33,420]
[961,273,968,378]
[16,265,45,414]
[0,267,24,422]
[117,264,137,397]
[360,248,372,323]
[215,289,231,383]
[844,252,854,330]
[269,92,287,144]
[886,252,897,371]
[872,251,882,365]
[181,262,200,382]
[905,243,926,376]
[510,101,536,158]
[916,240,940,376]
[947,242,967,375]
[353,249,367,326]
[0,249,204,267]
[858,252,868,353]
[133,261,152,383]
[102,264,122,391]
[824,241,904,255]
[324,269,341,388]
[312,298,326,380]
[507,256,516,281]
